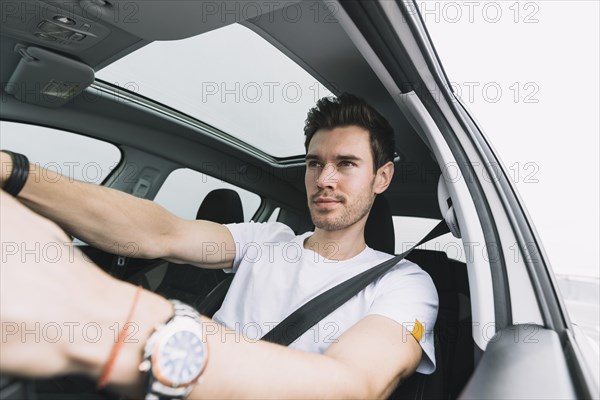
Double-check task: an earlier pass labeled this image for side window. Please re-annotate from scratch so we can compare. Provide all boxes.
[393,216,465,262]
[0,121,121,184]
[153,168,261,221]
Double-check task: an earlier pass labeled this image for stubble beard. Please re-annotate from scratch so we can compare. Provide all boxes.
[310,180,376,232]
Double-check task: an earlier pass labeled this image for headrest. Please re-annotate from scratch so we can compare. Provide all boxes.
[365,194,395,255]
[437,176,461,238]
[196,189,244,224]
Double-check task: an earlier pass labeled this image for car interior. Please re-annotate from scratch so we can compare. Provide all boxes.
[1,1,595,399]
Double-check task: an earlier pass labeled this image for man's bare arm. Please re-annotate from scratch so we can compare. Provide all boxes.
[189,314,422,399]
[0,151,235,268]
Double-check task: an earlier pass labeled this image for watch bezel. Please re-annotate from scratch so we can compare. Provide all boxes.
[149,317,208,388]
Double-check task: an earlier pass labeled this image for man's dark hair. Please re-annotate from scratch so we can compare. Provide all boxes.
[304,93,395,171]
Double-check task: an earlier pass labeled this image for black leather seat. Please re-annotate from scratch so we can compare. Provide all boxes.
[404,250,473,399]
[365,194,472,399]
[365,194,396,254]
[364,195,439,399]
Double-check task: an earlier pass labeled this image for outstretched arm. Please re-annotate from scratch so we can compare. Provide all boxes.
[0,190,422,399]
[0,151,235,268]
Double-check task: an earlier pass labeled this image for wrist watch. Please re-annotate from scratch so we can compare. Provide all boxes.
[139,300,208,400]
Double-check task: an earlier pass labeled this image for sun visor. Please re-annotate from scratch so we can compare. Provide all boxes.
[78,0,301,40]
[4,45,94,108]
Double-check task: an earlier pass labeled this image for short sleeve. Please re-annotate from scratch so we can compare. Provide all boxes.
[223,222,295,273]
[366,260,439,374]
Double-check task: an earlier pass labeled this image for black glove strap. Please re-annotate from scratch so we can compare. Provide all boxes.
[2,150,29,197]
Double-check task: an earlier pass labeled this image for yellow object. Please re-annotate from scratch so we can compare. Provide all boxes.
[412,319,424,342]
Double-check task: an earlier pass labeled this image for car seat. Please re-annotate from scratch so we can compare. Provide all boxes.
[363,194,441,399]
[371,183,472,399]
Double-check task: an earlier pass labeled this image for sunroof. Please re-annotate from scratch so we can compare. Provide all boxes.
[96,23,332,158]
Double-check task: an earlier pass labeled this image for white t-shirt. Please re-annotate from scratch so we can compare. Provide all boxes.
[212,222,438,374]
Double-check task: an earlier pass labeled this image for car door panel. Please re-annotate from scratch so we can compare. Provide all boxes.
[459,324,577,399]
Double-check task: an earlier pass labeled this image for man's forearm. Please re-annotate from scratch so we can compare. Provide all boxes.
[0,151,176,258]
[39,271,370,399]
[82,297,370,399]
[191,317,369,399]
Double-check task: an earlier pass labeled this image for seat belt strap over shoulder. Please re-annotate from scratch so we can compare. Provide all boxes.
[261,220,451,346]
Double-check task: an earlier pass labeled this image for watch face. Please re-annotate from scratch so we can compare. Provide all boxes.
[153,329,206,387]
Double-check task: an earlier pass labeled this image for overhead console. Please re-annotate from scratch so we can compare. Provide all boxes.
[1,0,110,51]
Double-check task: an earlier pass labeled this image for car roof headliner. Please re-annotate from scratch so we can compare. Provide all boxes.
[0,0,441,219]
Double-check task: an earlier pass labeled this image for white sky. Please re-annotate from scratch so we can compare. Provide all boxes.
[421,0,599,277]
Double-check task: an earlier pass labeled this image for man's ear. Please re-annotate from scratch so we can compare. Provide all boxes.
[374,161,394,194]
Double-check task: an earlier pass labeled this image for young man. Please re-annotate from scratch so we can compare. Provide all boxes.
[0,94,437,399]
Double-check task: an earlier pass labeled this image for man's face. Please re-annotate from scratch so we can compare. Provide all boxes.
[304,126,378,232]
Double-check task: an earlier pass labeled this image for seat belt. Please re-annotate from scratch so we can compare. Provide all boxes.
[261,220,450,346]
